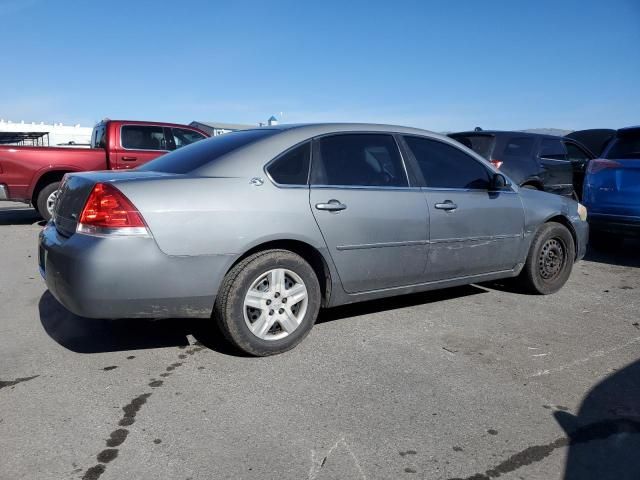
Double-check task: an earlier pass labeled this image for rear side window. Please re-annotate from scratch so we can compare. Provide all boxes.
[502,137,535,158]
[449,134,495,159]
[311,134,408,187]
[539,139,568,160]
[267,142,311,185]
[121,125,166,150]
[171,128,207,149]
[404,136,490,189]
[138,129,278,174]
[605,131,640,159]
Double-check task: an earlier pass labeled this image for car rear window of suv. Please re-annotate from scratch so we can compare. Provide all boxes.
[449,134,495,160]
[138,129,278,174]
[605,130,640,159]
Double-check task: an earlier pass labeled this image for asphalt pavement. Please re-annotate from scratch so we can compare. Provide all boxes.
[1,201,639,480]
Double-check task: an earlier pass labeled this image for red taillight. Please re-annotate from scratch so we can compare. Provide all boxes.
[77,183,148,235]
[490,159,503,169]
[587,158,622,174]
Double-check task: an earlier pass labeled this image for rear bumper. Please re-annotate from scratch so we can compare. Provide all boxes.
[38,224,234,319]
[588,213,640,237]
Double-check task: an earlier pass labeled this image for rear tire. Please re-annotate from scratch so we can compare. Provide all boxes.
[519,222,575,294]
[35,182,61,221]
[213,249,321,356]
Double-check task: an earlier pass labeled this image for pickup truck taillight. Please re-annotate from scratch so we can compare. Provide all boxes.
[77,183,149,236]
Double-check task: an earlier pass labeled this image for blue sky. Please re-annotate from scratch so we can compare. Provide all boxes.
[1,0,638,131]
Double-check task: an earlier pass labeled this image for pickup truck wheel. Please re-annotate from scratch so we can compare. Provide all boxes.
[213,249,321,356]
[519,222,575,294]
[36,182,61,221]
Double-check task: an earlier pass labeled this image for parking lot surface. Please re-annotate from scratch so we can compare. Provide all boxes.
[1,201,639,480]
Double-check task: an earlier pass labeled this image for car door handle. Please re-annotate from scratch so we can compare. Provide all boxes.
[315,199,347,212]
[434,201,458,211]
[121,156,138,161]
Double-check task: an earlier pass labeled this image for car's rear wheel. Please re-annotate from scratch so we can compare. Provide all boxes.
[35,181,61,221]
[519,222,575,294]
[213,249,321,356]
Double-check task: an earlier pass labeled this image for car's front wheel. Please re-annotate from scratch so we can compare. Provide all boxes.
[214,249,321,356]
[519,222,575,294]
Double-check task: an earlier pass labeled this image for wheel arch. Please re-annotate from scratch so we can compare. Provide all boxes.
[30,169,73,206]
[520,178,544,190]
[227,239,333,308]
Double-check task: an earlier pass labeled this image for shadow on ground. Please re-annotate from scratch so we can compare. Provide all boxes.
[584,237,640,268]
[557,358,640,479]
[0,206,45,226]
[40,285,486,355]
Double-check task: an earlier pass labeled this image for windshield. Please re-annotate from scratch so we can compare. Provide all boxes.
[449,134,496,159]
[138,129,278,174]
[605,130,640,159]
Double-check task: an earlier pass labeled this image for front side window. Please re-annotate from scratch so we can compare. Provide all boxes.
[312,134,407,187]
[172,128,207,149]
[449,134,496,160]
[565,143,591,162]
[404,136,490,189]
[539,139,568,160]
[121,125,166,150]
[267,142,311,185]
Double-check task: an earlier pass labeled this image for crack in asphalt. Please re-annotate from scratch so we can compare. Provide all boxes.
[447,418,640,480]
[0,375,39,390]
[80,343,205,480]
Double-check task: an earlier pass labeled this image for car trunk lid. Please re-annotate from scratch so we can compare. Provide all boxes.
[53,170,171,237]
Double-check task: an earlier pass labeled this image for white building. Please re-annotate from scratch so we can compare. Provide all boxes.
[0,119,93,147]
[190,116,280,137]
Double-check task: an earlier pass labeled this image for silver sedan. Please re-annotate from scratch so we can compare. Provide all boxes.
[39,123,589,355]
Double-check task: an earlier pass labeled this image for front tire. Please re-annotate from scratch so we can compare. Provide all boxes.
[519,222,575,294]
[35,182,61,221]
[213,249,321,356]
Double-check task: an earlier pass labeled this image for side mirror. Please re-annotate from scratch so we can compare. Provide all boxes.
[490,173,510,190]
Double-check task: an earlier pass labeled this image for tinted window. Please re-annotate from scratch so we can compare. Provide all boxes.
[502,137,535,158]
[565,143,591,162]
[267,142,311,185]
[539,139,568,160]
[91,124,106,149]
[449,134,495,159]
[312,134,407,187]
[138,129,278,174]
[404,136,490,189]
[121,125,166,150]
[172,128,207,149]
[605,131,640,159]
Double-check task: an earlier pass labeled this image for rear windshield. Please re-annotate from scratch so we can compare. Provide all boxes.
[138,129,278,174]
[449,134,495,159]
[605,131,640,159]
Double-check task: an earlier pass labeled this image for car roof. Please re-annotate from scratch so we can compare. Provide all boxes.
[450,130,561,140]
[250,122,439,137]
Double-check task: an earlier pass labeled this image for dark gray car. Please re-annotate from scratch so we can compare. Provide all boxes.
[39,123,589,356]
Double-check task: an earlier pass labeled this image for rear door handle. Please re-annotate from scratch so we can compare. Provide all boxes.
[121,156,138,161]
[315,199,347,212]
[434,200,458,211]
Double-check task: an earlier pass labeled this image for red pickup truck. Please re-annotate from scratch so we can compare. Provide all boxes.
[0,119,208,220]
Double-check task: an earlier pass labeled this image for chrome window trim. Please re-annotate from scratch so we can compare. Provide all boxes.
[310,184,423,192]
[420,186,517,194]
[119,124,171,152]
